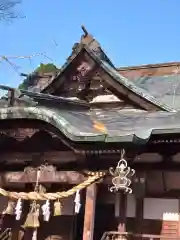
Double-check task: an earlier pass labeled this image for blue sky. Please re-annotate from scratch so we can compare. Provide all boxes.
[0,0,180,87]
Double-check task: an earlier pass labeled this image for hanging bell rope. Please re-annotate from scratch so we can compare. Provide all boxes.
[0,172,106,201]
[24,169,41,229]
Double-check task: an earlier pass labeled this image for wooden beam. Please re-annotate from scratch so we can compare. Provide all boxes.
[131,162,180,171]
[0,151,79,164]
[0,171,86,185]
[83,184,97,240]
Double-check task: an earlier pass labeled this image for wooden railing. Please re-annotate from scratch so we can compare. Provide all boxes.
[101,231,180,240]
[0,228,12,240]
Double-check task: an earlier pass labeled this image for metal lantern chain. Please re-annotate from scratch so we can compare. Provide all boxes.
[109,149,135,194]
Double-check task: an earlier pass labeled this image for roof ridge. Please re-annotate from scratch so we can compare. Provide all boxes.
[118,62,180,71]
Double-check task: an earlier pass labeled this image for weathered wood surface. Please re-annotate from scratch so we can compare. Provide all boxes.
[3,151,180,171]
[0,171,86,185]
[0,151,78,164]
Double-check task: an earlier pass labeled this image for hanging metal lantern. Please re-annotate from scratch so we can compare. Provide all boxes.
[109,149,135,194]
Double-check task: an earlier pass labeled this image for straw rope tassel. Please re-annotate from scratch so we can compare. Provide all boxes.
[54,199,62,216]
[24,203,40,228]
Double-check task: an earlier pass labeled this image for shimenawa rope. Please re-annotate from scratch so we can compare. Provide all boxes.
[0,173,105,201]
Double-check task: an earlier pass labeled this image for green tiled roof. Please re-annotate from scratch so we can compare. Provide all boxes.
[0,106,179,143]
[135,75,180,110]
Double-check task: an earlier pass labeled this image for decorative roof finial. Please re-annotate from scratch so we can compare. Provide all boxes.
[81,25,88,37]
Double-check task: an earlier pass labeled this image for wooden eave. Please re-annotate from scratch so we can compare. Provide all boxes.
[0,106,179,144]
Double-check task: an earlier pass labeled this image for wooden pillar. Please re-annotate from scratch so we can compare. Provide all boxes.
[135,198,144,240]
[83,184,97,240]
[115,192,127,232]
[133,174,146,239]
[178,198,180,237]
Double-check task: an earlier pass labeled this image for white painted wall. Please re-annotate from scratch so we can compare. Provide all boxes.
[126,196,180,220]
[144,198,179,220]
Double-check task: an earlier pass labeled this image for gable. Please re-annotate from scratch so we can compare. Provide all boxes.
[42,46,174,111]
[41,43,126,107]
[41,27,118,101]
[38,25,175,112]
[49,66,125,107]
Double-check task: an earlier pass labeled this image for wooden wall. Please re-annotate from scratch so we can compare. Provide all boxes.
[95,186,180,239]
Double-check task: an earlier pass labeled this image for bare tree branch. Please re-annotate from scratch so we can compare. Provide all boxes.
[0,39,60,77]
[0,0,23,22]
